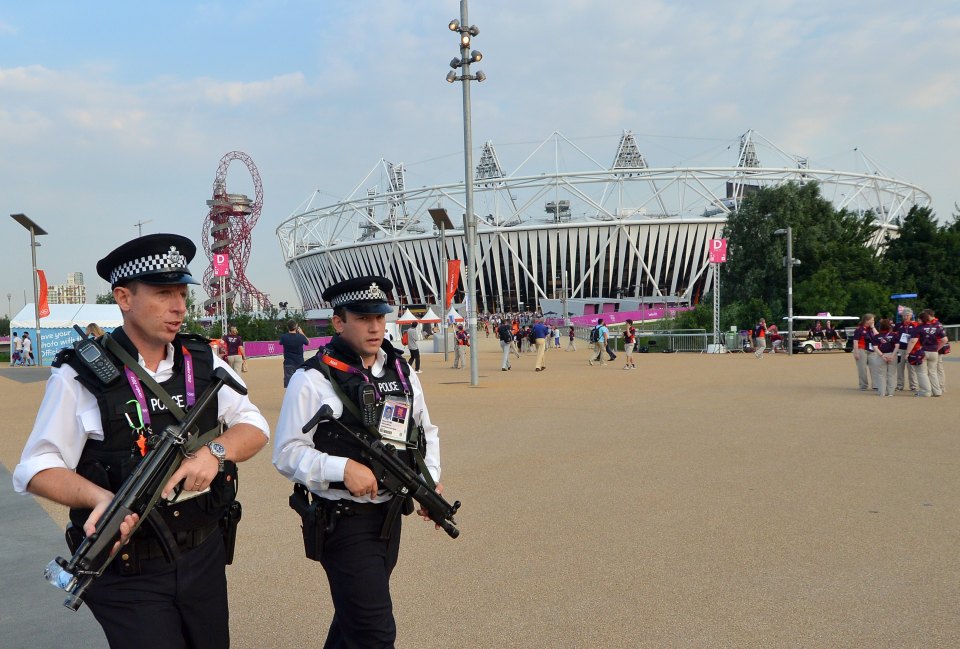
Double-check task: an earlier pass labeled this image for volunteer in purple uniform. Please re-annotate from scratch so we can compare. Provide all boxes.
[851,315,873,390]
[906,309,945,397]
[868,318,897,397]
[224,326,244,374]
[895,308,919,392]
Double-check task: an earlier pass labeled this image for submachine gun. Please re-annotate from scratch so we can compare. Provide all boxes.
[44,366,247,611]
[302,405,461,539]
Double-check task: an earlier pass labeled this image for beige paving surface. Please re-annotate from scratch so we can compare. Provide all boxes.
[2,339,958,648]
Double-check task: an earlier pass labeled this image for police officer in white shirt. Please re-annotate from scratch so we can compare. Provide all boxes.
[12,233,269,649]
[273,275,444,649]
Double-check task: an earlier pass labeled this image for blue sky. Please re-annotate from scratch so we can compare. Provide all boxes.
[2,1,958,317]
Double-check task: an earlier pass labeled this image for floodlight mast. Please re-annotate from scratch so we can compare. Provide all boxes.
[446,0,486,386]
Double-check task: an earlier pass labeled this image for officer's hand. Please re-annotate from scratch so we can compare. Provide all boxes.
[343,459,379,499]
[84,497,140,557]
[417,483,444,527]
[162,450,219,499]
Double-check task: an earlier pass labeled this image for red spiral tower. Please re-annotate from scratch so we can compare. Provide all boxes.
[202,151,271,314]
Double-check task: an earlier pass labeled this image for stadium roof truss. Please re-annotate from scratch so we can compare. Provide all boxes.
[277,130,931,311]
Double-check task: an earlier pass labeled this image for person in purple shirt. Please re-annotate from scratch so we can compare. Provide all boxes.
[279,319,310,387]
[906,309,946,397]
[867,318,898,397]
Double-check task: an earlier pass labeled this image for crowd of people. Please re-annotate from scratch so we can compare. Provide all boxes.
[851,308,949,397]
[8,330,35,366]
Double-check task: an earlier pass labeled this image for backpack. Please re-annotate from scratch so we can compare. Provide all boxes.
[498,327,512,343]
[589,326,600,343]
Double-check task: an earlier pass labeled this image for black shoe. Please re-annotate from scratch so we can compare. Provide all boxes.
[502,368,508,371]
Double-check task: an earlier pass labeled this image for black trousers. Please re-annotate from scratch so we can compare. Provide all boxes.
[85,532,229,649]
[320,505,403,649]
[408,349,421,371]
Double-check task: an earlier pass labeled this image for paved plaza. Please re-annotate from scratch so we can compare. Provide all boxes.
[2,338,957,648]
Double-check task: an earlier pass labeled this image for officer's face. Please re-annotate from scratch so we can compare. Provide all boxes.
[334,311,386,365]
[115,282,188,351]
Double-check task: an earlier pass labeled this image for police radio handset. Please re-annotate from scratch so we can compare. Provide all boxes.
[359,384,378,427]
[72,325,122,385]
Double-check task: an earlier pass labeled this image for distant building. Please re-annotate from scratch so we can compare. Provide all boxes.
[48,272,87,305]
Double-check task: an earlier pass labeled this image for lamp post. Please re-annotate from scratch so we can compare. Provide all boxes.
[447,1,486,387]
[11,213,48,366]
[773,226,798,355]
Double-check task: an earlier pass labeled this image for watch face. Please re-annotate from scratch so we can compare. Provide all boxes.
[209,442,226,458]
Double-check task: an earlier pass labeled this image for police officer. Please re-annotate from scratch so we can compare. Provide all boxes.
[13,233,270,649]
[273,275,444,649]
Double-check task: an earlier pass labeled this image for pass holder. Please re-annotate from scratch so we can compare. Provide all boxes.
[377,396,411,448]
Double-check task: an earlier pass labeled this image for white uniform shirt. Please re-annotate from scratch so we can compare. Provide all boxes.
[273,346,441,503]
[13,343,270,493]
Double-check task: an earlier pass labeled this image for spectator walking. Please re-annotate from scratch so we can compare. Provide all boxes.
[497,320,513,371]
[280,320,310,387]
[22,332,34,366]
[622,319,637,369]
[566,325,577,351]
[553,326,561,349]
[12,331,21,366]
[589,319,613,366]
[531,318,550,372]
[406,322,422,373]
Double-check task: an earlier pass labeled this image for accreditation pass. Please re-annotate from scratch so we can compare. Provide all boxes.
[378,396,411,448]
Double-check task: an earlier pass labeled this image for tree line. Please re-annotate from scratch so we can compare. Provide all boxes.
[672,181,959,330]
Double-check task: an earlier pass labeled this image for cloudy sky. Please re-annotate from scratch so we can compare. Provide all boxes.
[2,1,958,318]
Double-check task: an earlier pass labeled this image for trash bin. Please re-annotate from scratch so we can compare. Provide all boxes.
[433,329,450,353]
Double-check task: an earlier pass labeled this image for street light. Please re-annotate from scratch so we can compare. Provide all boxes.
[11,213,48,366]
[446,0,486,387]
[773,226,800,355]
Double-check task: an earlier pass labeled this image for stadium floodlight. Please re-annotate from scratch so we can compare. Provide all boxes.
[475,71,486,82]
[445,0,485,387]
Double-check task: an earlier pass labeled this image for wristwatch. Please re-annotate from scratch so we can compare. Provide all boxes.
[206,441,227,472]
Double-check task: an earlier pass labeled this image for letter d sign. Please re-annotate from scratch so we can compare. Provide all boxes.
[709,239,727,263]
[214,253,230,277]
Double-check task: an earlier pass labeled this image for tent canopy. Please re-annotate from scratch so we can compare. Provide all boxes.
[419,307,441,323]
[446,307,464,323]
[397,308,419,323]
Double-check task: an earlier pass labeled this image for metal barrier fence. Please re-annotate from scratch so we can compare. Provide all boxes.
[574,327,710,353]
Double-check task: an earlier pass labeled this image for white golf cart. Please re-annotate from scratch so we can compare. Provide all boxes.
[783,314,859,354]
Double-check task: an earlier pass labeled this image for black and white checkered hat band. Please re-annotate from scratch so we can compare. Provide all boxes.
[330,285,388,307]
[109,246,190,284]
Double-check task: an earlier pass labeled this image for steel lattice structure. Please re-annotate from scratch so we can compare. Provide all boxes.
[276,130,931,313]
[202,151,271,314]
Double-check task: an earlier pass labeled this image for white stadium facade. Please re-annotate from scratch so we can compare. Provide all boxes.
[276,130,930,313]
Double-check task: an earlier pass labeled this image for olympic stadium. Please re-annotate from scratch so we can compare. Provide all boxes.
[275,130,930,313]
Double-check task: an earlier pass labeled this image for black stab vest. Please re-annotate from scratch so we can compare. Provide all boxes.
[54,328,236,534]
[302,336,421,490]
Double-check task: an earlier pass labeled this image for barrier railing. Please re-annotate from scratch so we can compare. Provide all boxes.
[574,327,709,353]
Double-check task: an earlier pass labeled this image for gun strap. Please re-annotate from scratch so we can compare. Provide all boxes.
[103,334,221,453]
[313,360,436,490]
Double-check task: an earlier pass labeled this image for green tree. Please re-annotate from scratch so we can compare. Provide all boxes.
[883,205,960,322]
[96,292,117,304]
